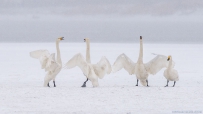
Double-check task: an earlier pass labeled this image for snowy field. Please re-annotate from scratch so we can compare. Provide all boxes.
[0,42,203,114]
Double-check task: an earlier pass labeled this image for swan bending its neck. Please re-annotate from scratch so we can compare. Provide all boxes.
[137,36,143,63]
[84,38,91,63]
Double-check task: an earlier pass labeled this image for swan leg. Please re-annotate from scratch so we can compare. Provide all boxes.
[81,78,88,87]
[44,79,51,87]
[173,81,176,87]
[47,83,50,87]
[44,75,52,87]
[53,81,56,87]
[135,79,139,86]
[146,80,149,87]
[165,80,169,87]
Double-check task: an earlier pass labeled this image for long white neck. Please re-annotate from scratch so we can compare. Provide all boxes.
[56,40,62,64]
[168,56,173,69]
[86,40,91,63]
[137,37,143,63]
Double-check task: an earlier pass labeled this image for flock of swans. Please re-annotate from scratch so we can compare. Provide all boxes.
[30,36,179,88]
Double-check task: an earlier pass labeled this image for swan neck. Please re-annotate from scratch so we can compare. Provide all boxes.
[56,40,62,64]
[137,39,143,63]
[168,57,172,69]
[86,40,91,63]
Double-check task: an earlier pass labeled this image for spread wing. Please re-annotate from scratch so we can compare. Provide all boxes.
[30,50,59,72]
[45,53,59,73]
[144,53,175,75]
[112,53,136,75]
[30,50,50,59]
[92,56,112,79]
[64,53,90,76]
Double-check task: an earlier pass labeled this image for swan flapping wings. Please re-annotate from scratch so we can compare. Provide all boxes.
[144,54,175,75]
[112,53,175,75]
[112,53,136,75]
[64,53,112,79]
[92,56,112,79]
[30,50,59,73]
[64,53,90,76]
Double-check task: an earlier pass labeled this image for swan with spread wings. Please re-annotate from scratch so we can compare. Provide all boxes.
[112,36,174,86]
[30,37,64,87]
[64,38,111,87]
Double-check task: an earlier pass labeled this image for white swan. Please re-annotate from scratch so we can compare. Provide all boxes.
[134,36,149,86]
[64,38,112,87]
[112,36,174,86]
[164,55,179,87]
[30,37,64,87]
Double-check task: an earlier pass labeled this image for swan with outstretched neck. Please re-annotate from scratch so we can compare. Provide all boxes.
[30,37,64,87]
[134,36,149,86]
[81,38,91,87]
[164,55,179,87]
[112,36,175,86]
[64,38,112,87]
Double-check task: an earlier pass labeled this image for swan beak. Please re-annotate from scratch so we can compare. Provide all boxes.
[167,56,171,61]
[59,37,64,40]
[140,36,142,40]
[84,39,86,42]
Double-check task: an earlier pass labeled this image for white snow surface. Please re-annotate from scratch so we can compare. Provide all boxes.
[0,43,202,114]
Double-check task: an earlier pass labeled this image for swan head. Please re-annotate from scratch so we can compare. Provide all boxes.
[167,55,171,61]
[84,38,89,42]
[58,37,64,41]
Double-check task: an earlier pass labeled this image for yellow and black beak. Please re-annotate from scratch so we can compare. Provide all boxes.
[167,56,171,61]
[59,37,64,40]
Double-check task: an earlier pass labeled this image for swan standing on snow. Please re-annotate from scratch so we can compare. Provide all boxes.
[112,36,174,87]
[134,36,149,86]
[64,38,112,87]
[30,37,64,87]
[164,55,179,87]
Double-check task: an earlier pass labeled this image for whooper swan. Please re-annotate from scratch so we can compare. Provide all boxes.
[164,55,179,87]
[64,38,111,87]
[30,37,64,87]
[112,36,174,87]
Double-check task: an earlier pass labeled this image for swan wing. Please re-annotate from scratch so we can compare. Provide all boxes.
[112,53,136,75]
[64,53,90,76]
[30,50,54,70]
[30,50,50,59]
[44,53,59,73]
[92,56,112,79]
[30,49,59,72]
[144,53,175,75]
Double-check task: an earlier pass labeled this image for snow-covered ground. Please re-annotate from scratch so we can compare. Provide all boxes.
[0,42,202,114]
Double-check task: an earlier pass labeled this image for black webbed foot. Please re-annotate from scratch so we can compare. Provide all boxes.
[81,78,88,87]
[81,83,86,87]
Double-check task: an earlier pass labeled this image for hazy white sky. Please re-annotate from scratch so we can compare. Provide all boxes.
[1,0,203,16]
[0,0,203,43]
